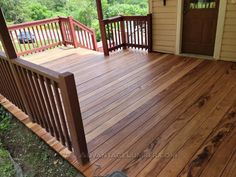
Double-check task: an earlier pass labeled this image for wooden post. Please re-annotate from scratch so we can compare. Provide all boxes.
[0,8,33,119]
[147,13,153,52]
[59,72,89,164]
[68,17,79,48]
[96,0,109,56]
[0,10,17,59]
[92,29,98,51]
[58,17,67,46]
[120,16,127,49]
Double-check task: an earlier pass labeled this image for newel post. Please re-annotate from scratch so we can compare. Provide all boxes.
[120,16,127,49]
[68,16,79,48]
[59,72,89,164]
[96,0,109,56]
[58,17,67,46]
[92,29,98,51]
[147,13,153,52]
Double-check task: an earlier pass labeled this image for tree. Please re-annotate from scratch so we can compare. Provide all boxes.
[29,3,52,20]
[1,0,148,40]
[0,0,32,23]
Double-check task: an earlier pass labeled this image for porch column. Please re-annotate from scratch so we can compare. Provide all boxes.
[95,0,109,56]
[0,9,17,59]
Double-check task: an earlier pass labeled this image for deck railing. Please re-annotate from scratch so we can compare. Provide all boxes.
[101,14,152,55]
[0,10,89,164]
[8,17,97,56]
[0,52,89,164]
[73,18,98,50]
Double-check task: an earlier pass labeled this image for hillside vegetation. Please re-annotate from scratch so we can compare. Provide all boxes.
[1,0,148,40]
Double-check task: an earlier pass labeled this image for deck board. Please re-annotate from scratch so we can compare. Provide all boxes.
[10,47,236,176]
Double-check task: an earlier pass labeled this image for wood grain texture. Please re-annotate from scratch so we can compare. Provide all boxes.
[3,47,236,177]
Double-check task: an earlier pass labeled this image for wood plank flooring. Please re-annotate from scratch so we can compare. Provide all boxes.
[20,47,236,177]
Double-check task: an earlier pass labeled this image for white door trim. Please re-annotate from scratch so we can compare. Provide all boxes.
[176,0,184,55]
[214,0,227,59]
[176,0,227,59]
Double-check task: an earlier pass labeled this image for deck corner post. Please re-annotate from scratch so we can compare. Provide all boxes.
[101,20,109,56]
[58,17,67,46]
[0,9,17,59]
[147,13,153,52]
[68,16,79,48]
[120,16,127,50]
[59,72,89,164]
[92,29,98,51]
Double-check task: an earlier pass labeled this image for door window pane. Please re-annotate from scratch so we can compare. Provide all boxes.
[190,0,216,9]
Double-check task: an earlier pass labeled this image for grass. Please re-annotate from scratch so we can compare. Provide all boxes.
[0,106,84,177]
[0,144,15,177]
[0,107,11,133]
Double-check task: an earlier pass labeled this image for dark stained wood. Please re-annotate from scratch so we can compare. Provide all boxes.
[1,10,89,163]
[182,0,220,56]
[96,0,109,56]
[120,16,127,50]
[0,10,17,59]
[5,16,96,56]
[0,9,32,118]
[147,14,153,52]
[25,47,236,177]
[102,15,151,53]
[59,72,89,164]
[178,101,236,177]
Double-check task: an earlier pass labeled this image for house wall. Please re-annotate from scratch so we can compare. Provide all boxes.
[220,0,236,61]
[149,0,178,53]
[149,0,236,62]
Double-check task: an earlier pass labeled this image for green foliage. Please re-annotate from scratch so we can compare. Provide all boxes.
[0,107,11,133]
[28,3,52,20]
[0,144,15,177]
[1,0,148,41]
[106,4,147,17]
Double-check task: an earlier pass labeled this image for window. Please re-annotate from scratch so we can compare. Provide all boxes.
[190,0,216,9]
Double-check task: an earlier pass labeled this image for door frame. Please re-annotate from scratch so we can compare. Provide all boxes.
[176,0,227,59]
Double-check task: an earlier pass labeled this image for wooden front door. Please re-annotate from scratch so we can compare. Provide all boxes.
[182,0,220,56]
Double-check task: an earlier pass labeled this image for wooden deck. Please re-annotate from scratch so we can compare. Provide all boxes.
[16,47,236,176]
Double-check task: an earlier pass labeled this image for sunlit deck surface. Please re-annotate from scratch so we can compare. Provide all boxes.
[24,47,236,177]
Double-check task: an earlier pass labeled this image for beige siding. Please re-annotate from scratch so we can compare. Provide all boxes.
[220,0,236,61]
[150,0,177,53]
[150,0,236,61]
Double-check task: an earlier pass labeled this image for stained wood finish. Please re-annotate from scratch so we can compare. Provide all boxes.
[7,17,97,56]
[182,0,220,56]
[24,47,236,177]
[0,10,89,163]
[100,13,152,55]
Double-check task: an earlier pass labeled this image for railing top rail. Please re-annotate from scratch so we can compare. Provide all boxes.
[102,15,149,24]
[58,17,68,20]
[8,17,60,30]
[103,16,123,23]
[72,19,94,34]
[123,15,149,21]
[1,50,61,81]
[11,58,61,82]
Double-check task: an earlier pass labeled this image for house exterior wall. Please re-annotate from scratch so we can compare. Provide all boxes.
[220,0,236,61]
[149,0,178,53]
[149,0,236,61]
